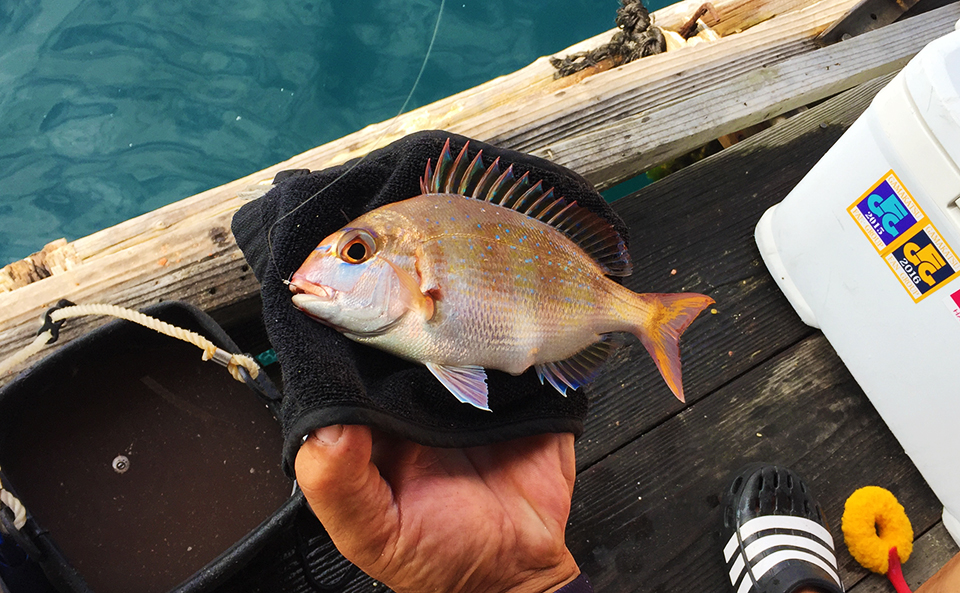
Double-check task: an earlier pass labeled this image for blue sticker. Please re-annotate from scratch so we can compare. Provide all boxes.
[888,227,957,296]
[853,180,918,246]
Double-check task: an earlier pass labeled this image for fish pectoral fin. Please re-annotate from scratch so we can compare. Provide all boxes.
[535,335,622,396]
[425,362,490,411]
[383,258,435,321]
[415,243,442,294]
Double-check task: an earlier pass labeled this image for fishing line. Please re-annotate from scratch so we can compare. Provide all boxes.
[268,0,446,283]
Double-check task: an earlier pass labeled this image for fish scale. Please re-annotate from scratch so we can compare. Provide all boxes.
[416,199,607,362]
[360,196,611,371]
[289,140,714,411]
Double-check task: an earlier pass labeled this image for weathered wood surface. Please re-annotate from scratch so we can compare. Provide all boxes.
[9,0,935,382]
[569,335,946,592]
[577,70,892,469]
[555,72,954,592]
[548,3,960,188]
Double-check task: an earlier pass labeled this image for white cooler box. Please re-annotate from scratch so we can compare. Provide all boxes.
[755,20,960,545]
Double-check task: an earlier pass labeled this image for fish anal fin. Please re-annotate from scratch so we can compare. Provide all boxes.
[633,293,714,403]
[425,362,490,411]
[535,335,622,397]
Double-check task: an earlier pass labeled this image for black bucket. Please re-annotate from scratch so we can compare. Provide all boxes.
[0,302,360,593]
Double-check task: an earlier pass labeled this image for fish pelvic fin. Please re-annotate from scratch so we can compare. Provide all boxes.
[425,362,491,411]
[627,293,714,402]
[420,139,632,277]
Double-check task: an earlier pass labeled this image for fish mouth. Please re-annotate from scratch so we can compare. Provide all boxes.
[289,278,337,323]
[290,285,384,337]
[288,277,333,300]
[290,291,342,331]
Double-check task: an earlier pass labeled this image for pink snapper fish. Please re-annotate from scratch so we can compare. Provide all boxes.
[289,140,714,411]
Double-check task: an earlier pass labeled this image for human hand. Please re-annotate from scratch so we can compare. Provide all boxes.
[295,425,581,593]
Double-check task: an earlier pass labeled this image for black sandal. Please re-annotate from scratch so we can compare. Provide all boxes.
[721,463,844,593]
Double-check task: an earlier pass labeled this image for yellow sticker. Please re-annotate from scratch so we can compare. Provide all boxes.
[849,171,959,302]
[847,170,925,252]
[883,223,960,302]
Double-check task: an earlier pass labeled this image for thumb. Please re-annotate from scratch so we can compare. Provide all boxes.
[294,425,397,566]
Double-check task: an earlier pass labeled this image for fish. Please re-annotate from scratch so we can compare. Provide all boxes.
[288,140,714,411]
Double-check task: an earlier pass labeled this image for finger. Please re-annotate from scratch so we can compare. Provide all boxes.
[294,425,398,567]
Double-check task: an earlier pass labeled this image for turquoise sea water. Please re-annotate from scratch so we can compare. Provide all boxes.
[0,0,671,266]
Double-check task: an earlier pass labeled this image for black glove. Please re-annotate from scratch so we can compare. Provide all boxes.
[232,130,631,475]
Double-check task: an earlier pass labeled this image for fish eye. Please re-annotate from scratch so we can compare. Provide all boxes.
[337,229,377,264]
[346,241,366,261]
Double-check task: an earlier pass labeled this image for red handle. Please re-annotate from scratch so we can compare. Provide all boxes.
[888,546,912,593]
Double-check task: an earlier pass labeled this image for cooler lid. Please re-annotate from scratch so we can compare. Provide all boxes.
[904,21,960,171]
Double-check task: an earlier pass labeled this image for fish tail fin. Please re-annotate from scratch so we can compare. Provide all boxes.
[624,292,714,402]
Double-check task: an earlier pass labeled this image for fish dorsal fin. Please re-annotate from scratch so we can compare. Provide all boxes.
[534,334,622,395]
[420,139,632,277]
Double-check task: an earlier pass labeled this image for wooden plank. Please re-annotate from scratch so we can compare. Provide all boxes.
[0,238,81,292]
[251,0,858,177]
[575,71,895,469]
[466,0,852,159]
[1,0,857,277]
[62,0,860,259]
[0,205,263,385]
[1,3,953,384]
[848,522,960,593]
[539,2,960,188]
[0,0,875,381]
[568,334,945,592]
[653,0,821,34]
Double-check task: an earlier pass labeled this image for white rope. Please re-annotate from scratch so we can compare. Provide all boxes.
[0,476,26,531]
[0,332,52,378]
[0,303,260,383]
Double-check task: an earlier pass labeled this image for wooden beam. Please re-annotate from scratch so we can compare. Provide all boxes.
[539,2,960,187]
[3,0,950,381]
[0,0,852,290]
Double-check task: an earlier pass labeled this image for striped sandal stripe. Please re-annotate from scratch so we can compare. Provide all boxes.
[724,515,842,593]
[744,534,838,569]
[738,515,834,549]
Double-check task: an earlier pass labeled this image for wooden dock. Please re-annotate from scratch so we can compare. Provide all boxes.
[564,73,960,593]
[1,0,959,590]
